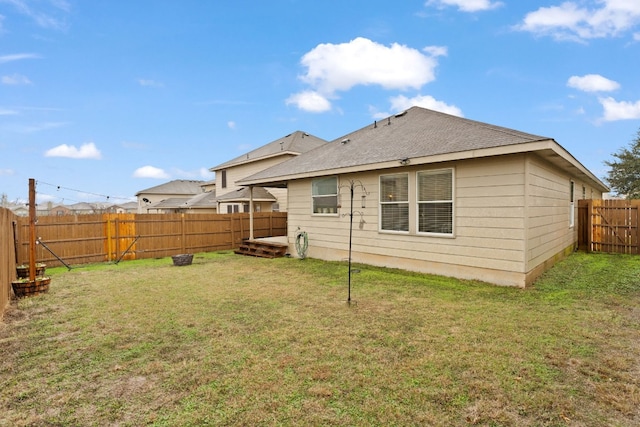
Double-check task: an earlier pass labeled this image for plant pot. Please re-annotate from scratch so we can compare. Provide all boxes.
[171,254,193,266]
[11,277,51,298]
[16,263,46,279]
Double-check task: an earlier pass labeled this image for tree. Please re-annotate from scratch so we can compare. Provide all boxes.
[605,129,640,199]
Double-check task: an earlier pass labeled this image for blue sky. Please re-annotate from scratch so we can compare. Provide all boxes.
[1,0,639,204]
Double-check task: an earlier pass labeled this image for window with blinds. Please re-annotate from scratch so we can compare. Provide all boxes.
[312,176,338,214]
[417,169,453,235]
[380,174,409,232]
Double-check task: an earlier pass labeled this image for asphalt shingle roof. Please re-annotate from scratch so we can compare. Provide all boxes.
[135,180,205,196]
[215,187,275,202]
[239,107,550,184]
[210,130,328,170]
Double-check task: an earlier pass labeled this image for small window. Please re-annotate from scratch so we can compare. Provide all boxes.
[243,203,249,213]
[417,169,453,235]
[312,177,338,214]
[221,170,227,189]
[272,203,280,212]
[569,181,575,228]
[380,174,409,232]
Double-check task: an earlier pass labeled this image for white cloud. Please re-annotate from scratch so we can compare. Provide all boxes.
[426,0,503,12]
[1,0,70,30]
[138,79,164,88]
[389,94,464,117]
[422,45,448,57]
[199,167,214,180]
[227,121,236,130]
[133,165,170,179]
[288,38,445,112]
[285,91,331,113]
[567,74,620,92]
[517,1,640,41]
[45,142,102,159]
[2,73,32,85]
[0,168,15,176]
[599,97,640,121]
[0,53,40,64]
[0,108,18,115]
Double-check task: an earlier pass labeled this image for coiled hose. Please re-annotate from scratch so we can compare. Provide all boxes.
[295,230,308,259]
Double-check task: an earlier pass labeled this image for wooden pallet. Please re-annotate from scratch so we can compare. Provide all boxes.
[234,240,288,259]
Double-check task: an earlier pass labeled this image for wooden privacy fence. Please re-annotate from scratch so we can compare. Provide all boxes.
[0,208,17,317]
[15,212,287,267]
[578,199,640,254]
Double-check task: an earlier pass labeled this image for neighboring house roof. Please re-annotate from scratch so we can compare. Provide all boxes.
[215,186,276,203]
[148,191,218,210]
[150,198,192,209]
[135,180,205,196]
[68,202,107,211]
[210,130,327,171]
[239,106,608,192]
[114,201,138,211]
[184,191,218,208]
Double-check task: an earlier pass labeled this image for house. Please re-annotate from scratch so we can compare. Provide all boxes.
[238,106,608,288]
[135,180,210,213]
[146,191,218,214]
[209,130,327,214]
[113,202,139,214]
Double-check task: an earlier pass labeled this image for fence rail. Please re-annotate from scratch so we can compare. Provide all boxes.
[578,199,640,254]
[15,212,287,267]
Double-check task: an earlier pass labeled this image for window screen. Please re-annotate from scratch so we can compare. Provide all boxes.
[380,174,409,232]
[417,169,453,234]
[312,176,338,214]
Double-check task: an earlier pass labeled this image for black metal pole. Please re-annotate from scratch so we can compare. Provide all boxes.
[348,182,354,304]
[115,235,140,264]
[37,238,72,271]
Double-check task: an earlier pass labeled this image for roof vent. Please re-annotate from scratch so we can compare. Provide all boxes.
[341,138,350,145]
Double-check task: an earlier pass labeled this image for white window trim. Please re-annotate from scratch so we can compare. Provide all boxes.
[416,168,455,237]
[569,180,575,228]
[311,176,339,216]
[379,173,410,234]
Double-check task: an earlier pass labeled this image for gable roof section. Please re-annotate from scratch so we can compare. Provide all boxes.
[210,130,327,171]
[149,191,218,210]
[135,180,205,196]
[238,107,608,192]
[215,186,276,203]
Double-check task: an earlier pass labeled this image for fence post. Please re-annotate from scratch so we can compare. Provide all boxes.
[115,216,120,261]
[106,215,112,262]
[181,213,186,253]
[587,199,593,252]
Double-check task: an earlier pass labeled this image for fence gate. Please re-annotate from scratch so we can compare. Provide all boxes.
[578,199,640,254]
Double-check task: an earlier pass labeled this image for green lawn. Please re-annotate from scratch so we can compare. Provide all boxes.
[1,251,639,426]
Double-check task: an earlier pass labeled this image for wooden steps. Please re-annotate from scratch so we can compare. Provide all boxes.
[234,240,288,259]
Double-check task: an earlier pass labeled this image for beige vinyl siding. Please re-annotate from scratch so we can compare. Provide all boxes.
[524,155,576,272]
[216,155,295,197]
[216,154,295,212]
[287,156,531,286]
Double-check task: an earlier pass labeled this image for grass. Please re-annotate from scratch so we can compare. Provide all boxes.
[1,251,639,426]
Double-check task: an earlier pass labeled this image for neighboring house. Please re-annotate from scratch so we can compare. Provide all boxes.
[9,204,28,217]
[65,202,112,215]
[48,204,73,216]
[113,202,139,214]
[135,180,209,213]
[209,130,327,214]
[238,106,609,288]
[146,191,218,214]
